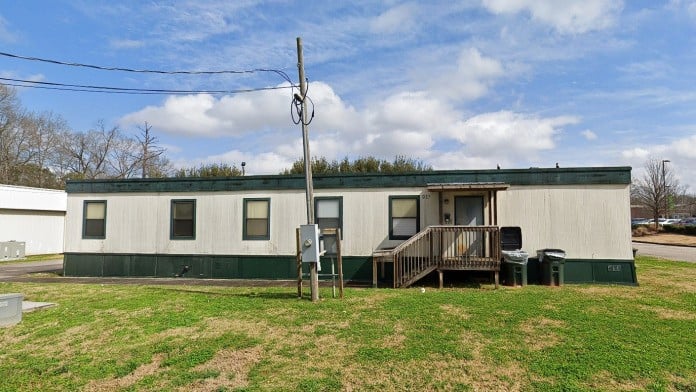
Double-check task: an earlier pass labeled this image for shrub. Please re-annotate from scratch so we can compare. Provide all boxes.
[632,226,653,237]
[663,224,696,236]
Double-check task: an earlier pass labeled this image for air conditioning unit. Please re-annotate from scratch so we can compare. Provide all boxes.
[1,241,26,261]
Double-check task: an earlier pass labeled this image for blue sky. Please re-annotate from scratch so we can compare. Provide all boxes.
[2,1,696,188]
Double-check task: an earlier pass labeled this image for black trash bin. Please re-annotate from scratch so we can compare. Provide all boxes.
[500,227,528,286]
[502,250,529,286]
[537,249,566,286]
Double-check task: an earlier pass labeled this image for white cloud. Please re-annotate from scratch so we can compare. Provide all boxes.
[121,82,362,138]
[481,0,623,34]
[670,134,696,159]
[620,135,696,191]
[621,147,650,160]
[174,149,292,176]
[618,60,672,80]
[430,153,501,171]
[0,15,17,43]
[123,82,582,175]
[581,129,598,140]
[667,1,696,21]
[370,3,418,34]
[432,48,505,101]
[110,39,145,49]
[368,91,461,135]
[454,111,580,158]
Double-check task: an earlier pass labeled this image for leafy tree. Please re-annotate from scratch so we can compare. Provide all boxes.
[632,157,685,228]
[281,155,432,175]
[174,163,243,178]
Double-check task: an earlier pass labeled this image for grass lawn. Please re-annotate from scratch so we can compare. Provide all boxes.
[1,256,694,391]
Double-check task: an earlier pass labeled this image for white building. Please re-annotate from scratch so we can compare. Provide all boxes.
[62,167,636,286]
[0,184,67,256]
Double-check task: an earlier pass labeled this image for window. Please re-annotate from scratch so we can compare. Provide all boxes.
[244,198,270,240]
[83,200,106,239]
[315,197,342,234]
[389,196,419,240]
[171,200,195,239]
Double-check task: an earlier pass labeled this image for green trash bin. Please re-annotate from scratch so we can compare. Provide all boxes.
[537,249,566,286]
[502,250,528,286]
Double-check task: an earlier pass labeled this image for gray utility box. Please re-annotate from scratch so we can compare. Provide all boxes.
[1,241,26,260]
[0,293,23,327]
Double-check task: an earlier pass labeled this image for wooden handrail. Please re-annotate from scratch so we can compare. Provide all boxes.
[389,225,501,288]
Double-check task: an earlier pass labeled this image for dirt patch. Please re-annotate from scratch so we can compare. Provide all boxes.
[440,304,471,320]
[574,286,637,300]
[381,322,406,349]
[638,305,696,320]
[520,318,565,351]
[633,233,696,246]
[183,346,264,391]
[587,370,651,391]
[84,354,165,392]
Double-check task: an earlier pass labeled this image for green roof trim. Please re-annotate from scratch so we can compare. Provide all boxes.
[65,166,631,194]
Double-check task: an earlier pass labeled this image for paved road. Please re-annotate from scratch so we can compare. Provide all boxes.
[0,259,63,278]
[632,242,696,263]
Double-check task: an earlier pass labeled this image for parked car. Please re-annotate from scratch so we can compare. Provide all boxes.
[677,217,696,226]
[661,219,681,226]
[632,218,650,226]
[646,218,666,225]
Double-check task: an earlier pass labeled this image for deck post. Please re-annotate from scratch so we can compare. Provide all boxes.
[373,256,378,288]
[337,229,344,298]
[438,269,443,289]
[296,228,302,298]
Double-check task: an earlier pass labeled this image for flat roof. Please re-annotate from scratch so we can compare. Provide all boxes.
[427,182,510,191]
[65,166,632,194]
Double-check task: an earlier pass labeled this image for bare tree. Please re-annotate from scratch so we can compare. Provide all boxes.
[632,158,684,228]
[136,122,166,178]
[0,84,28,183]
[108,135,141,178]
[58,121,120,180]
[24,111,67,187]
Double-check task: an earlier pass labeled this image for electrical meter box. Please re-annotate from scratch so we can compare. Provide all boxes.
[300,224,320,263]
[0,293,23,327]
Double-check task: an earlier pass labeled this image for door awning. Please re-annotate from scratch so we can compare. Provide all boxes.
[426,182,510,191]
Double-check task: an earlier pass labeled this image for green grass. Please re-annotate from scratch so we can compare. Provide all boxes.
[1,256,694,391]
[1,253,63,264]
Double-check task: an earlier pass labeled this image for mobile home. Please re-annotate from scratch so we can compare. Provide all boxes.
[63,166,636,286]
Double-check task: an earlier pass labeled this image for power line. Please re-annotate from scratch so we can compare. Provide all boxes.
[0,51,293,84]
[0,50,312,124]
[0,77,295,96]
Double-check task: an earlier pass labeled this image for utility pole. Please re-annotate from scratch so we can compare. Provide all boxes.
[297,37,319,302]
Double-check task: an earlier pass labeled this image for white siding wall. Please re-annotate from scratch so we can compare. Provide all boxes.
[497,185,632,259]
[0,185,67,255]
[65,188,438,256]
[65,184,631,260]
[0,210,65,255]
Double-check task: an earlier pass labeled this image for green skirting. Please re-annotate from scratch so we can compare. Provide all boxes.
[64,254,638,285]
[64,253,374,282]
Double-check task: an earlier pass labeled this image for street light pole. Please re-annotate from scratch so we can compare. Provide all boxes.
[662,159,670,219]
